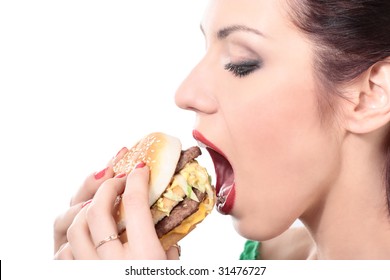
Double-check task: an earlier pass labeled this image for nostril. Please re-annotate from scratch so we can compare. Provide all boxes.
[187,106,202,113]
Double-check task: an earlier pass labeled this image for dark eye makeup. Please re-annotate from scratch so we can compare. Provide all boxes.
[224,60,262,78]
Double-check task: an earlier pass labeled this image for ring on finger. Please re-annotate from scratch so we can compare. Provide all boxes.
[172,244,181,257]
[95,234,120,249]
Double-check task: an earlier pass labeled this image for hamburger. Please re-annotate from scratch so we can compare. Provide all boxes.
[113,132,215,250]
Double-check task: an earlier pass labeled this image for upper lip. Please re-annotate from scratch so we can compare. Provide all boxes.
[192,130,226,157]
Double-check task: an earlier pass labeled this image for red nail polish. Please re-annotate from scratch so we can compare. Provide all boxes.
[94,167,108,180]
[135,162,146,169]
[115,147,127,158]
[116,147,126,157]
[115,173,126,178]
[81,199,92,209]
[112,147,128,166]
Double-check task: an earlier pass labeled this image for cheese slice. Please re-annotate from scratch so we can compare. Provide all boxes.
[159,201,212,251]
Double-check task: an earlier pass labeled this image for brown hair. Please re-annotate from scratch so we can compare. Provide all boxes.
[287,0,390,212]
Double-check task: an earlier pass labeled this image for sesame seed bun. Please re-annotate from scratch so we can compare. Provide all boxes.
[112,132,215,251]
[113,132,181,206]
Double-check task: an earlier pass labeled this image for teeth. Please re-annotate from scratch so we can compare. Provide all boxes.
[217,196,225,204]
[197,140,207,149]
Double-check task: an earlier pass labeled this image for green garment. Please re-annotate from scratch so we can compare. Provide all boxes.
[239,240,261,260]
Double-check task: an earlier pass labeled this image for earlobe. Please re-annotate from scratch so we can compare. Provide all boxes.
[345,58,390,134]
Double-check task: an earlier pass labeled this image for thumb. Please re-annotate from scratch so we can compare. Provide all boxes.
[166,244,181,260]
[122,163,166,259]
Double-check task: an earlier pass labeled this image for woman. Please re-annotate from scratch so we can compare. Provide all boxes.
[54,0,390,259]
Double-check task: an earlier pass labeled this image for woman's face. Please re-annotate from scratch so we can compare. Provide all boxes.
[175,0,342,240]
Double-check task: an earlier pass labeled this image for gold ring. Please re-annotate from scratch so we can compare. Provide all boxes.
[172,244,181,257]
[95,234,119,249]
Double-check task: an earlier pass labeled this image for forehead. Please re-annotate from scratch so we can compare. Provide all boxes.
[201,0,293,38]
[200,0,315,71]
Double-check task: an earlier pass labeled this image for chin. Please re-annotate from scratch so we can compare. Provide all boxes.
[231,215,294,242]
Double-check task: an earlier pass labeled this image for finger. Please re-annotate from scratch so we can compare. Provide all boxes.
[53,202,84,252]
[54,243,74,260]
[70,147,128,206]
[166,245,181,260]
[123,165,166,259]
[86,177,126,259]
[67,207,99,260]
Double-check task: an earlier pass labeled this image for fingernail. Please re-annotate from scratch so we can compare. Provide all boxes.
[134,162,146,169]
[112,147,127,165]
[115,147,127,158]
[115,172,126,178]
[81,199,92,209]
[94,167,108,180]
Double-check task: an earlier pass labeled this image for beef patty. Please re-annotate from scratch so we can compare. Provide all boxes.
[155,146,204,238]
[155,188,206,238]
[175,146,202,173]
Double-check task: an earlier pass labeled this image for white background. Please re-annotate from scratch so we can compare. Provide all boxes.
[0,0,246,262]
[1,2,389,280]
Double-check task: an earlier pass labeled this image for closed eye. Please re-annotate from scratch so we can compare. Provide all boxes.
[224,60,261,78]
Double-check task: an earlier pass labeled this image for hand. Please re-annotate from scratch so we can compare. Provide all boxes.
[54,151,180,260]
[54,147,128,259]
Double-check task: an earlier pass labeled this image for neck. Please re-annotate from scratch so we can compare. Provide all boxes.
[301,132,390,259]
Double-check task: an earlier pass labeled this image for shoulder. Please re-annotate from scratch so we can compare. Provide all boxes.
[260,227,315,260]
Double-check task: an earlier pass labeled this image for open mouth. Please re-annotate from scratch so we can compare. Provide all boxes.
[193,130,236,214]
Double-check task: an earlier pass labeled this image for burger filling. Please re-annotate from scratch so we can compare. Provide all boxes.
[151,147,214,238]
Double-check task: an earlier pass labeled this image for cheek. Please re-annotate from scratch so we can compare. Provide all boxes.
[229,77,321,160]
[224,80,340,239]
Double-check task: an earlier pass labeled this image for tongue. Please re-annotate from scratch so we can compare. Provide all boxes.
[206,147,235,214]
[206,148,234,194]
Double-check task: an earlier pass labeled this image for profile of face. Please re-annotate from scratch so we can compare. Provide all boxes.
[175,0,343,241]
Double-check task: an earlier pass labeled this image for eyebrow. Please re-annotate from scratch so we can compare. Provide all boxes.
[217,25,265,39]
[200,24,266,41]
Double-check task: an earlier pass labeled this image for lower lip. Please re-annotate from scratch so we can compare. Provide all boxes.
[216,183,236,214]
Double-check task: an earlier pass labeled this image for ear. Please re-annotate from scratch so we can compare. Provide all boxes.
[343,58,390,134]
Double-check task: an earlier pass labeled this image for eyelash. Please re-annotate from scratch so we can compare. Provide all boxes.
[224,60,261,78]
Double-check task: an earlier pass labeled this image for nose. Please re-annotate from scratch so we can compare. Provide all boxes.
[175,57,218,114]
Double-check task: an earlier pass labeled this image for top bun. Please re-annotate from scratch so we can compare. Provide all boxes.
[113,132,182,206]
